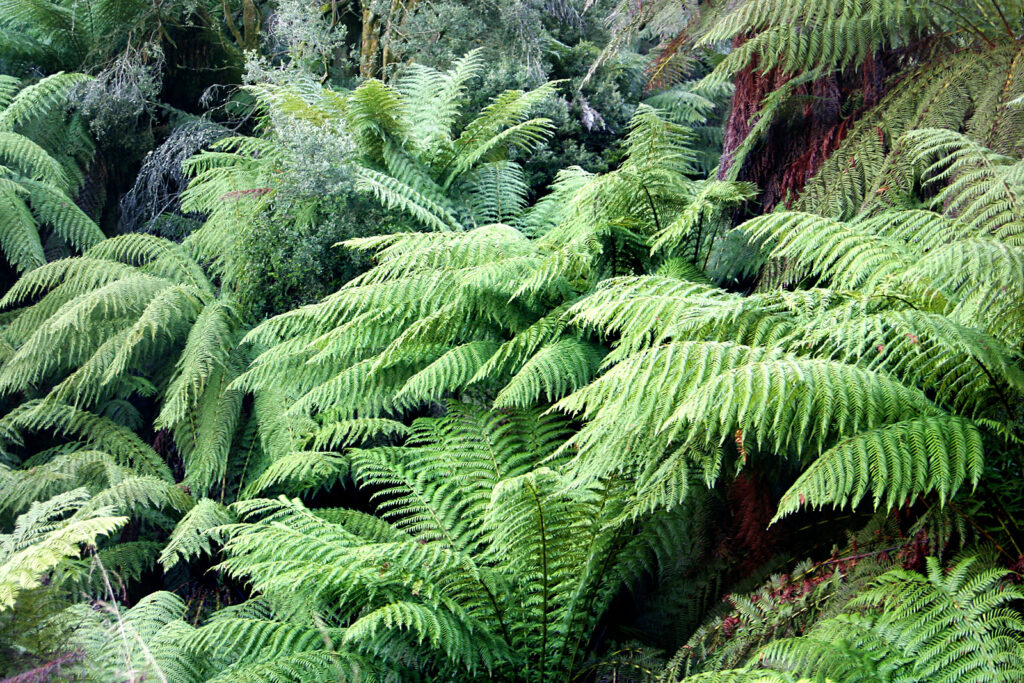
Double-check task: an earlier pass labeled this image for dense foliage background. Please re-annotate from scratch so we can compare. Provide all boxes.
[1,1,1024,681]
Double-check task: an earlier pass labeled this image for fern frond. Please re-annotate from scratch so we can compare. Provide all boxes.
[667,358,940,454]
[740,212,912,289]
[68,590,202,683]
[493,338,604,409]
[0,180,45,271]
[465,161,529,225]
[159,498,235,571]
[355,167,462,231]
[21,178,103,250]
[393,340,500,410]
[0,72,92,133]
[0,488,126,609]
[0,131,68,189]
[748,556,1024,683]
[0,401,169,478]
[241,451,348,498]
[774,416,983,519]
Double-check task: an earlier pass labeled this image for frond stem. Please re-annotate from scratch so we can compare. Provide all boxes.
[641,183,662,233]
[525,477,550,683]
[988,0,1016,40]
[566,500,629,680]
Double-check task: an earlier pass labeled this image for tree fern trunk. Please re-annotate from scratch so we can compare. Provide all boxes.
[719,37,891,211]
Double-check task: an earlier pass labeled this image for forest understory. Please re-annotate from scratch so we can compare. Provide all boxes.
[1,1,1023,681]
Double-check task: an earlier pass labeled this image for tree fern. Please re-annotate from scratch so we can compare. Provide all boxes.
[181,403,693,681]
[0,73,101,272]
[179,54,559,281]
[0,234,248,497]
[558,210,1016,518]
[604,0,1024,215]
[235,104,708,457]
[674,556,1024,683]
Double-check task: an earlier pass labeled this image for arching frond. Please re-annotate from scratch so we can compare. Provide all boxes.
[751,557,1024,683]
[0,488,125,609]
[159,498,235,571]
[774,416,983,520]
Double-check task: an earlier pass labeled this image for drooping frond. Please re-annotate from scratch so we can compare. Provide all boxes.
[0,233,248,498]
[749,557,1024,683]
[774,416,983,519]
[159,498,235,571]
[355,166,461,231]
[0,488,125,609]
[0,401,170,478]
[796,45,1024,218]
[392,340,500,410]
[901,128,1024,241]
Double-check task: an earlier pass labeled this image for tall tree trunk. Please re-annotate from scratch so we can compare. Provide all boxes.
[359,2,381,77]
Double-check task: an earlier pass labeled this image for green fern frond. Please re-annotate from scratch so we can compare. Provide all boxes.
[159,498,235,571]
[740,212,912,289]
[241,451,348,498]
[493,338,604,409]
[20,179,103,250]
[774,416,983,519]
[0,75,18,109]
[0,72,91,133]
[393,340,500,410]
[0,132,68,189]
[901,128,1024,241]
[0,488,126,609]
[355,166,462,231]
[465,161,529,225]
[157,300,244,430]
[0,401,170,478]
[312,418,409,450]
[748,556,1024,683]
[0,180,45,271]
[68,590,202,683]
